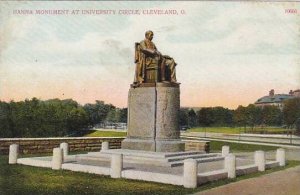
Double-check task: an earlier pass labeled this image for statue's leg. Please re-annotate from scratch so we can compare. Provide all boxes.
[134,63,139,83]
[134,62,144,83]
[160,58,166,82]
[165,59,177,83]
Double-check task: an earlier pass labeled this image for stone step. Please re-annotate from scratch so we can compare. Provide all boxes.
[79,150,223,167]
[197,169,227,185]
[77,153,171,166]
[76,154,170,167]
[166,153,219,162]
[170,156,224,167]
[86,152,168,163]
[266,161,279,169]
[90,150,204,159]
[163,151,205,157]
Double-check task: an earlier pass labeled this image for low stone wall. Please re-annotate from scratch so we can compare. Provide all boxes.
[0,137,125,155]
[185,141,210,153]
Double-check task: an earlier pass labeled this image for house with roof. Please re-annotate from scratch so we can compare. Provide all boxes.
[255,89,299,109]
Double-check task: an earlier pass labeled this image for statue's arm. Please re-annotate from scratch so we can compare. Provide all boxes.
[140,41,158,55]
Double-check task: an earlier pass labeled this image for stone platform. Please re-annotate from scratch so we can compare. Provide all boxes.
[75,149,224,167]
[15,148,283,187]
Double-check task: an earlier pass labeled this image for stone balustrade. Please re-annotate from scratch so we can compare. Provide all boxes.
[0,137,125,154]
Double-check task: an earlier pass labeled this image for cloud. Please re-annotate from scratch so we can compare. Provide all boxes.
[1,1,299,108]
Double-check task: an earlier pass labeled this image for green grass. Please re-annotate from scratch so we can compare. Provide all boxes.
[188,127,288,134]
[1,150,299,195]
[84,130,127,137]
[0,155,195,195]
[209,141,278,152]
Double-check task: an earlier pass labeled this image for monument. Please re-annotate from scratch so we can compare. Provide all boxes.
[121,30,185,152]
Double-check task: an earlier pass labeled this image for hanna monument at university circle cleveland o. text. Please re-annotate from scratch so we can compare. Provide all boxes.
[121,30,185,152]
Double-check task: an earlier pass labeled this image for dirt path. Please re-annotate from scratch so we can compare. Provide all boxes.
[195,166,300,195]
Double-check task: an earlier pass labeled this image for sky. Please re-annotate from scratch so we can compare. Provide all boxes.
[0,1,299,109]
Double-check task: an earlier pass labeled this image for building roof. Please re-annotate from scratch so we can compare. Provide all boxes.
[255,94,295,104]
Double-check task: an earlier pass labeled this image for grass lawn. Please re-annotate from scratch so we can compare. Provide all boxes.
[84,130,127,137]
[209,141,278,152]
[188,127,288,134]
[0,154,299,195]
[0,155,195,195]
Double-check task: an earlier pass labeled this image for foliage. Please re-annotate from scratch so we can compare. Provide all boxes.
[245,104,262,130]
[283,98,300,129]
[84,130,127,137]
[197,107,214,127]
[83,101,115,126]
[261,105,282,126]
[0,98,89,138]
[1,97,298,138]
[233,105,247,128]
[196,107,233,127]
[180,104,291,131]
[179,108,189,127]
[187,109,197,127]
[0,101,13,137]
[296,118,300,133]
[0,98,128,138]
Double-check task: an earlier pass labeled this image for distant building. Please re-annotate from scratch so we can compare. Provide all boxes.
[289,89,300,97]
[255,89,299,109]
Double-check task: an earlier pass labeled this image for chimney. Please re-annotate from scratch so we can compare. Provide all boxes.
[269,89,274,97]
[289,90,293,95]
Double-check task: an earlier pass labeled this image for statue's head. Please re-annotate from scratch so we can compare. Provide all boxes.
[145,30,154,41]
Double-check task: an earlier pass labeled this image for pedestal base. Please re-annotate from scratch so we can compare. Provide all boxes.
[121,138,185,152]
[122,83,184,152]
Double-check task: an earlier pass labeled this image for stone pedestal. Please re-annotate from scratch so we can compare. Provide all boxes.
[122,83,184,152]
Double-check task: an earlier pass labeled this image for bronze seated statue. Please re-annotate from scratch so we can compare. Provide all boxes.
[133,31,177,85]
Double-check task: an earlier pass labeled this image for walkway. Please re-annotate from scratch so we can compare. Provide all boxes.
[195,165,300,195]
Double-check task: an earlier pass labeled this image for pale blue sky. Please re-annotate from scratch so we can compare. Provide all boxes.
[0,1,299,108]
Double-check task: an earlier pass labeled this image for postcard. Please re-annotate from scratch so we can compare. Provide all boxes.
[0,1,299,194]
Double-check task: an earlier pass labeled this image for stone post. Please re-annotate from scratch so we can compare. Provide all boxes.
[276,148,286,166]
[52,148,63,170]
[255,150,265,171]
[60,142,69,159]
[101,142,109,151]
[9,144,19,164]
[183,159,198,188]
[224,154,236,178]
[222,145,230,157]
[111,154,123,178]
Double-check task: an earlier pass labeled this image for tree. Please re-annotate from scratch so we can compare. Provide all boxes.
[66,107,89,134]
[179,108,189,127]
[188,109,197,127]
[119,108,128,123]
[0,101,12,137]
[197,107,214,127]
[211,107,233,126]
[261,105,282,126]
[245,104,262,131]
[106,109,118,123]
[283,98,300,129]
[296,118,300,134]
[83,101,116,126]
